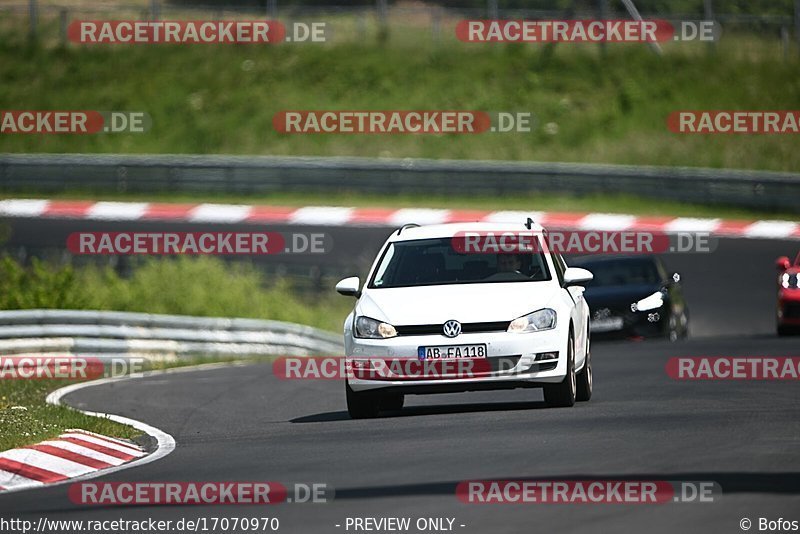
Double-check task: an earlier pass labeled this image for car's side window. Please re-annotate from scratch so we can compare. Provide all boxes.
[550,252,565,285]
[559,254,569,277]
[372,245,394,286]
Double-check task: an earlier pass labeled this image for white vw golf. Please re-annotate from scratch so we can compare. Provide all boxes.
[335,220,594,418]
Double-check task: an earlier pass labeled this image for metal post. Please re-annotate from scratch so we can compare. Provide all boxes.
[782,25,790,61]
[376,0,389,44]
[598,0,608,20]
[268,0,277,20]
[59,8,68,46]
[703,0,716,51]
[28,0,38,40]
[703,0,714,18]
[795,0,800,52]
[150,0,160,21]
[432,8,440,42]
[597,0,608,54]
[487,0,498,19]
[620,0,662,55]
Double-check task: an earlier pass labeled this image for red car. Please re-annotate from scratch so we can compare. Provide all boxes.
[776,252,800,335]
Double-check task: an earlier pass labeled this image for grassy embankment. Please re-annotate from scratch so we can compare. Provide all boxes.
[0,256,351,450]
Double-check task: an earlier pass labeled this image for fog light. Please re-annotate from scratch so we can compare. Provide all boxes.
[535,351,558,361]
[647,313,660,323]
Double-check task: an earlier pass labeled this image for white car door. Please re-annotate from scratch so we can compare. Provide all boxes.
[552,252,589,368]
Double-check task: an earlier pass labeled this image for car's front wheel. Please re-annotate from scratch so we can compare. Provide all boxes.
[543,331,576,408]
[576,339,592,402]
[346,381,381,419]
[777,324,797,336]
[381,393,404,411]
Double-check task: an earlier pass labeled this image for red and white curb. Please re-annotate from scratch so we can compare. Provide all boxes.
[0,374,177,496]
[0,199,798,240]
[0,429,146,493]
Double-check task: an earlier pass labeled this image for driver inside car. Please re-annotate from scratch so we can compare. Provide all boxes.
[496,253,523,274]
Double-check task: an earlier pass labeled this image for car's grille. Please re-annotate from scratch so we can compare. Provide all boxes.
[784,302,800,319]
[395,321,510,336]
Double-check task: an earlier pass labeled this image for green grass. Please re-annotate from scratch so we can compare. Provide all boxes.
[0,26,798,171]
[0,378,142,451]
[5,189,799,221]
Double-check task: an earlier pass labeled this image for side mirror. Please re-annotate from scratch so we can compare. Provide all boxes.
[776,256,791,271]
[335,276,361,298]
[672,272,681,284]
[563,267,593,287]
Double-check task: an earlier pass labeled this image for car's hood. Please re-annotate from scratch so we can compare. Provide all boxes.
[583,283,664,309]
[358,282,559,325]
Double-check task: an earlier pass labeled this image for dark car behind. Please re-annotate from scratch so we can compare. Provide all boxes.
[569,255,689,341]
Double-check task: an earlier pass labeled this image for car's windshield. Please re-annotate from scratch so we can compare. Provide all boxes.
[369,237,552,288]
[573,258,661,287]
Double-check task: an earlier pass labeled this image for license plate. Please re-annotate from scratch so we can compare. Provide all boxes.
[591,317,624,333]
[418,344,487,360]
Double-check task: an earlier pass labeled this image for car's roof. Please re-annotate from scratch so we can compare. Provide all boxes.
[388,221,545,242]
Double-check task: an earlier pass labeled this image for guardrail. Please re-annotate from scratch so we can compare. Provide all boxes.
[1,153,799,212]
[0,309,343,359]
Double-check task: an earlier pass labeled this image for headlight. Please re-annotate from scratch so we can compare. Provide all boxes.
[354,316,397,339]
[631,291,665,312]
[780,273,799,289]
[507,308,557,333]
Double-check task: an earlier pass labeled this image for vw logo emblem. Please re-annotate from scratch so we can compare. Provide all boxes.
[442,320,462,338]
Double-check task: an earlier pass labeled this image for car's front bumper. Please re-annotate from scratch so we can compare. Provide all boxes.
[345,329,567,393]
[589,306,676,340]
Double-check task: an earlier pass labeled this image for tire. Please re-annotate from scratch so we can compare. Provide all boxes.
[575,338,592,402]
[679,323,689,340]
[777,324,795,336]
[668,328,678,342]
[544,330,577,408]
[680,309,690,339]
[668,314,679,342]
[380,393,405,411]
[346,381,381,419]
